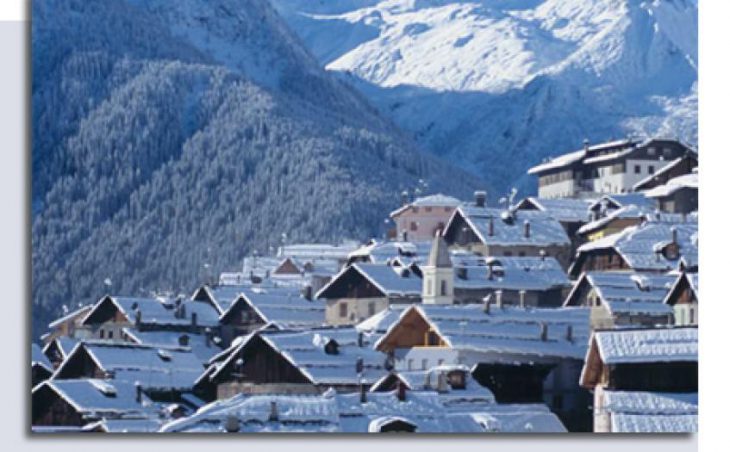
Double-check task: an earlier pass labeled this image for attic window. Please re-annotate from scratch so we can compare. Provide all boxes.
[324,339,340,355]
[662,242,680,260]
[447,370,467,390]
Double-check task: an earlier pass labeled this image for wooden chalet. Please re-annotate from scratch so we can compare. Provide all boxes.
[664,272,699,326]
[316,263,422,326]
[580,327,698,432]
[42,304,93,344]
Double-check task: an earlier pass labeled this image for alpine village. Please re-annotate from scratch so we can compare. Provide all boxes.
[31,137,699,434]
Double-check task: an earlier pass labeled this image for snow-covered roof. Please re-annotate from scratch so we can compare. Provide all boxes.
[565,272,676,316]
[82,295,219,328]
[389,193,462,217]
[203,328,387,387]
[527,139,640,175]
[375,304,591,361]
[277,242,360,261]
[603,391,697,433]
[516,197,594,223]
[33,379,153,419]
[160,391,565,433]
[573,219,698,273]
[219,286,326,330]
[644,172,699,198]
[592,327,698,365]
[347,240,433,265]
[55,342,206,391]
[527,149,585,174]
[317,263,423,300]
[47,305,93,329]
[42,336,79,361]
[453,256,570,292]
[32,343,53,371]
[122,329,220,362]
[83,418,164,433]
[588,193,657,213]
[577,205,650,235]
[448,206,570,248]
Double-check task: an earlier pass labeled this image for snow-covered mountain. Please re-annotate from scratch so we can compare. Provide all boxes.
[31,0,483,337]
[271,0,698,193]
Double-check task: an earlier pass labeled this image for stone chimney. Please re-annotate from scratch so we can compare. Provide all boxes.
[355,357,364,374]
[488,216,494,237]
[225,415,240,433]
[360,381,367,404]
[357,332,365,348]
[671,226,678,244]
[540,323,548,341]
[134,310,142,327]
[436,372,449,393]
[523,220,531,239]
[474,191,487,208]
[191,312,198,329]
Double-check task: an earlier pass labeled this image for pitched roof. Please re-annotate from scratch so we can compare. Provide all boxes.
[121,329,220,362]
[564,272,676,316]
[588,193,656,212]
[447,206,570,248]
[603,391,698,433]
[160,391,566,433]
[317,263,423,300]
[375,304,591,361]
[591,327,698,365]
[516,197,594,223]
[82,295,219,328]
[47,305,93,329]
[32,343,53,371]
[644,172,699,198]
[389,194,462,217]
[453,256,569,292]
[219,286,326,330]
[55,342,206,391]
[573,219,699,273]
[33,379,153,419]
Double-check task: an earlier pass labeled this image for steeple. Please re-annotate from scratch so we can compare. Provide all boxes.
[428,231,452,268]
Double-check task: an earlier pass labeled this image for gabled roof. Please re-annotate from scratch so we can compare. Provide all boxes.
[121,329,220,362]
[644,172,699,199]
[32,343,53,372]
[587,193,656,213]
[219,286,326,330]
[32,379,154,419]
[277,242,360,261]
[577,205,650,236]
[42,337,79,361]
[192,285,250,314]
[633,154,698,192]
[453,256,570,292]
[445,206,570,248]
[590,327,697,366]
[54,341,206,391]
[389,194,462,218]
[564,272,676,316]
[81,295,218,328]
[347,240,432,265]
[202,328,387,387]
[572,219,699,275]
[160,391,566,433]
[374,304,590,361]
[47,305,93,329]
[603,391,697,433]
[316,263,422,300]
[663,272,699,306]
[516,197,594,223]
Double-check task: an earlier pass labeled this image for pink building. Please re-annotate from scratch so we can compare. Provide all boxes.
[389,193,462,241]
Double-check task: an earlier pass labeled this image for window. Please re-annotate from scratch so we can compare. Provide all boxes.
[421,359,428,370]
[407,359,413,371]
[648,147,656,156]
[425,206,432,213]
[504,251,512,257]
[437,359,444,366]
[427,331,440,346]
[445,207,452,213]
[634,165,641,174]
[518,251,526,257]
[648,165,655,174]
[99,330,104,339]
[108,331,113,339]
[410,222,418,231]
[663,147,672,158]
[412,207,419,214]
[689,307,695,324]
[368,302,376,317]
[339,303,347,318]
[440,280,447,296]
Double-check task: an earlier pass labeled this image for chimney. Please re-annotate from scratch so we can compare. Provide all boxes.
[583,139,590,151]
[483,295,492,314]
[178,334,189,347]
[355,357,364,374]
[135,382,142,404]
[357,332,365,348]
[474,191,487,208]
[401,231,408,242]
[401,190,409,206]
[179,303,186,319]
[487,264,494,281]
[539,249,546,262]
[205,328,211,347]
[397,380,407,401]
[523,220,531,239]
[519,290,526,308]
[269,401,279,422]
[540,323,548,341]
[191,312,198,329]
[671,226,678,244]
[301,285,313,301]
[134,310,142,327]
[488,216,494,237]
[496,290,503,309]
[225,415,240,433]
[360,382,367,404]
[565,325,573,343]
[436,372,449,393]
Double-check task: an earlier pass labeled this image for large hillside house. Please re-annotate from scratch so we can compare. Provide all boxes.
[528,138,696,199]
[442,204,572,269]
[316,263,422,326]
[580,327,698,432]
[389,193,462,242]
[373,304,592,431]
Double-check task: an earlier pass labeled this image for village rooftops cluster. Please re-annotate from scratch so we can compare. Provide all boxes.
[32,137,699,434]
